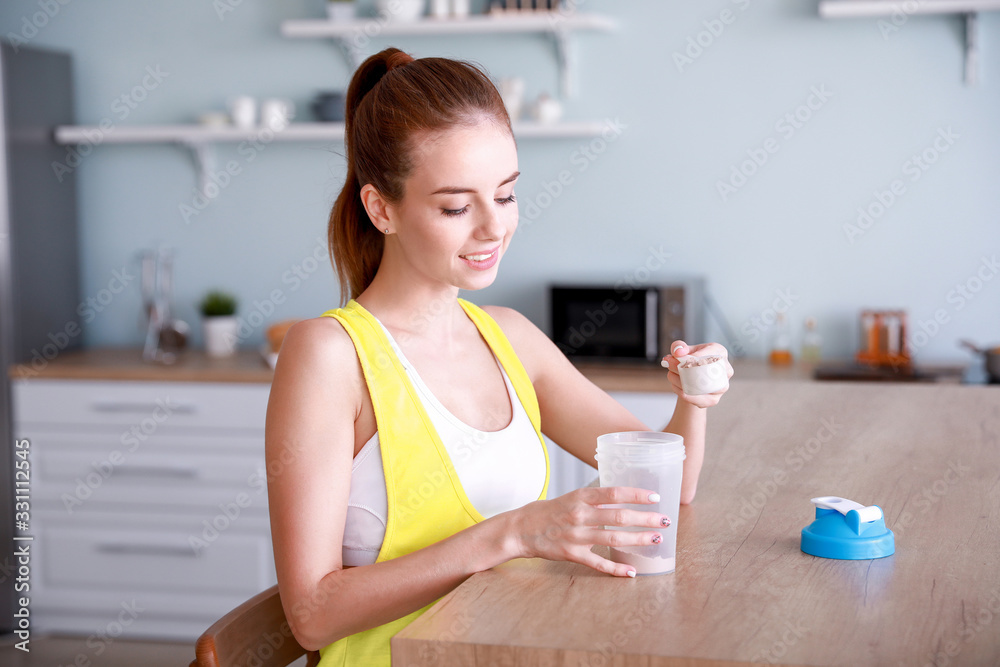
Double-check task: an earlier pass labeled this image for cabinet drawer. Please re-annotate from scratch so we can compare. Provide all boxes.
[14,379,270,430]
[43,524,271,595]
[33,430,264,482]
[26,430,268,510]
[38,449,262,486]
[36,443,266,511]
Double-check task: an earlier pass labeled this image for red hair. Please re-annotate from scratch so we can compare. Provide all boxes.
[328,47,513,305]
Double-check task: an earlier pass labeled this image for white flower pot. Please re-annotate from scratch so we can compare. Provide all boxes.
[203,316,239,357]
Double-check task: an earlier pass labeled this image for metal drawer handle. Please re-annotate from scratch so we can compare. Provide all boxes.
[115,465,199,479]
[90,400,197,414]
[96,543,201,558]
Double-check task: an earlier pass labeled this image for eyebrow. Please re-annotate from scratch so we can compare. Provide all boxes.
[429,171,520,196]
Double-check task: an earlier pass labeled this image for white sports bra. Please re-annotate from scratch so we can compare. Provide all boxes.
[341,316,547,567]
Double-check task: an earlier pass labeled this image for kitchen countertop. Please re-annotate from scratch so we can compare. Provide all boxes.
[7,347,971,389]
[6,347,274,384]
[392,378,1000,666]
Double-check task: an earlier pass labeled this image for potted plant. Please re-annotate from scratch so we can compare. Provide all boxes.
[327,0,357,21]
[199,290,239,357]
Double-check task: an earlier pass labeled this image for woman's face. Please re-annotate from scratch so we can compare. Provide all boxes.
[385,119,519,293]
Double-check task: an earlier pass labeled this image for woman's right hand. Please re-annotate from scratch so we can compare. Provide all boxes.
[508,486,670,577]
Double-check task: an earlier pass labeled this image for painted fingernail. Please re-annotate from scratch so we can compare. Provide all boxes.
[648,492,661,502]
[626,569,636,578]
[661,516,671,527]
[652,534,662,544]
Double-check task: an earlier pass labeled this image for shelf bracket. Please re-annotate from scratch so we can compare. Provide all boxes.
[549,26,574,98]
[964,12,978,87]
[179,140,217,202]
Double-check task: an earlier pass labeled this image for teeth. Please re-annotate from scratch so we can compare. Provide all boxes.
[462,251,494,261]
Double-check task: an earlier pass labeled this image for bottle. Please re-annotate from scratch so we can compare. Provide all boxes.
[801,317,822,363]
[769,312,793,365]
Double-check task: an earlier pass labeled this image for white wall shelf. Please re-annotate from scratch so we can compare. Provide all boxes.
[819,0,1000,85]
[53,12,619,199]
[819,0,1000,18]
[280,12,617,97]
[53,121,611,197]
[53,120,610,145]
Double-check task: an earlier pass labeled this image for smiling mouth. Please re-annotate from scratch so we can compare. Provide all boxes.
[459,248,498,261]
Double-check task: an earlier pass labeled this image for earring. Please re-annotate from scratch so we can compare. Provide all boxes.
[383,228,389,234]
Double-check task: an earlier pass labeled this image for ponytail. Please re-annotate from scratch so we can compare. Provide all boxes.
[327,47,511,305]
[328,172,379,306]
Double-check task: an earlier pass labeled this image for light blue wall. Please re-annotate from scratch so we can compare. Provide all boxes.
[4,0,998,364]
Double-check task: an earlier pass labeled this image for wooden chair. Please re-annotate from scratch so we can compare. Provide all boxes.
[190,584,321,667]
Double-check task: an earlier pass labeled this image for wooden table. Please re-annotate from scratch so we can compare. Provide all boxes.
[392,379,1000,666]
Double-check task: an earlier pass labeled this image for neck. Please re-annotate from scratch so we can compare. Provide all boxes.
[354,254,467,346]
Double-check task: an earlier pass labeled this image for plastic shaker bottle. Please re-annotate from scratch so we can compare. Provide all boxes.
[595,431,686,575]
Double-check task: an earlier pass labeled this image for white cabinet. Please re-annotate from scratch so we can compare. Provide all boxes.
[12,378,274,640]
[544,391,678,498]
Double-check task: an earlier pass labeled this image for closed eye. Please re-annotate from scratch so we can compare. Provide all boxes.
[441,193,516,218]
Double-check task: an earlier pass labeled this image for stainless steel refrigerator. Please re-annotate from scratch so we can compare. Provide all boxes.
[0,40,81,635]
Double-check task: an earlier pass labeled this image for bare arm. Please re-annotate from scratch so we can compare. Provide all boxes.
[659,340,732,504]
[483,307,730,505]
[663,398,707,504]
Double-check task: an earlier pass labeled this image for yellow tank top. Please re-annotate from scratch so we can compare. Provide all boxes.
[315,297,550,666]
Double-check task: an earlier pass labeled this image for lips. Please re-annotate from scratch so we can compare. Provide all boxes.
[459,246,499,261]
[459,245,501,270]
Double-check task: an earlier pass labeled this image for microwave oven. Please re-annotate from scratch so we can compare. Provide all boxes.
[549,281,705,363]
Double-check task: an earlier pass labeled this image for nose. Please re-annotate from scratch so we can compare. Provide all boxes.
[475,198,509,241]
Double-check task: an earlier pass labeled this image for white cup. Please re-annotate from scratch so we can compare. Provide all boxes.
[532,93,562,124]
[677,355,730,396]
[229,95,257,130]
[326,2,356,21]
[375,0,425,22]
[429,0,449,18]
[595,431,686,575]
[260,98,296,130]
[499,77,525,122]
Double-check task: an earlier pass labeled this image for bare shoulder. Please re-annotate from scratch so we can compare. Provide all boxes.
[479,304,562,382]
[478,304,546,347]
[270,315,363,410]
[279,315,355,361]
[480,304,531,334]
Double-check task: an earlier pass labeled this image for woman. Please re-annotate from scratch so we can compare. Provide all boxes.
[265,47,732,665]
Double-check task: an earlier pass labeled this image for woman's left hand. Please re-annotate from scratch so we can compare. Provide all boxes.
[661,340,734,408]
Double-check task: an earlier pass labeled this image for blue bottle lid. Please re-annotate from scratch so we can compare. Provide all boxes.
[800,496,895,560]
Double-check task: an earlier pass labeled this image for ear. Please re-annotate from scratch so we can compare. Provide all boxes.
[360,183,393,233]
